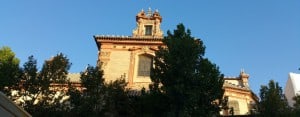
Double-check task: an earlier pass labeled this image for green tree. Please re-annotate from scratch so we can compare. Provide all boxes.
[259,80,291,117]
[69,65,105,116]
[69,65,134,116]
[149,24,224,116]
[17,53,72,116]
[292,95,300,116]
[132,89,170,117]
[19,55,39,110]
[0,46,21,93]
[102,78,134,116]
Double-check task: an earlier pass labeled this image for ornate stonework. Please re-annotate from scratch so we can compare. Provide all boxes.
[132,8,163,38]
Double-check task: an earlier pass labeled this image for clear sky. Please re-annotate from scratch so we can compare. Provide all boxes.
[1,0,300,95]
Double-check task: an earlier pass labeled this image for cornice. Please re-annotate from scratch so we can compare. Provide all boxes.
[94,35,163,41]
[224,87,259,102]
[94,35,164,49]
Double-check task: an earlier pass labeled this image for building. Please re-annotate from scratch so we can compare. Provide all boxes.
[94,8,164,89]
[93,9,258,115]
[285,72,300,107]
[222,70,259,115]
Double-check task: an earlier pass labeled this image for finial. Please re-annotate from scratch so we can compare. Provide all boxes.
[147,7,152,17]
[155,9,159,12]
[141,8,144,12]
[240,68,245,73]
[240,68,249,78]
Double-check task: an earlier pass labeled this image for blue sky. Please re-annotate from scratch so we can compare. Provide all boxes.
[1,1,300,95]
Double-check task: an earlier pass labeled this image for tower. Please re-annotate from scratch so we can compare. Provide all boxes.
[132,8,163,38]
[240,69,249,87]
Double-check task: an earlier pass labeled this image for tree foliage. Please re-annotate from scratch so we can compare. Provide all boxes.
[0,46,21,93]
[17,53,72,116]
[102,78,133,116]
[69,65,133,116]
[69,65,105,116]
[259,80,291,117]
[149,23,224,116]
[0,48,134,116]
[132,89,170,117]
[291,95,300,116]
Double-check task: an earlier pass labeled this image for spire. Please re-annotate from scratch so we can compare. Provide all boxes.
[240,68,245,74]
[240,69,249,78]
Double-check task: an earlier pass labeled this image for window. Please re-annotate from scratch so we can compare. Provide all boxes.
[138,54,153,77]
[145,25,153,36]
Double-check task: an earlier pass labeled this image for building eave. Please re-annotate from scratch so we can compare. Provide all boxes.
[94,35,164,50]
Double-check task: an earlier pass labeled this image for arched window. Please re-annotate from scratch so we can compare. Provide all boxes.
[229,100,240,115]
[138,54,153,77]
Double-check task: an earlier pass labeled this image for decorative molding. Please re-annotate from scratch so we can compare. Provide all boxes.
[100,51,111,58]
[132,8,163,38]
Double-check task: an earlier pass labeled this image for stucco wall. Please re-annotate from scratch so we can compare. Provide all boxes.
[106,51,130,81]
